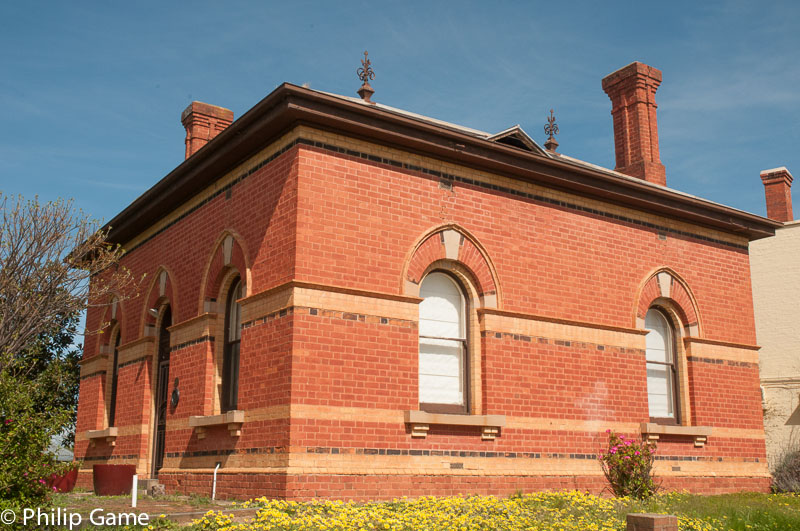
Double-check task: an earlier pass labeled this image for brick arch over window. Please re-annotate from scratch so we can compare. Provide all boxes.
[95,294,125,354]
[139,267,178,334]
[402,225,501,308]
[634,268,701,336]
[198,231,251,314]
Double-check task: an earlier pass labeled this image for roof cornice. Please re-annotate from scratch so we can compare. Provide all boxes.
[104,83,779,246]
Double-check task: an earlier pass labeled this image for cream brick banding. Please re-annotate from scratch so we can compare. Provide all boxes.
[168,312,218,346]
[160,403,766,440]
[683,337,760,364]
[160,454,769,479]
[116,336,155,366]
[507,417,639,433]
[79,353,109,377]
[240,280,422,325]
[479,308,648,350]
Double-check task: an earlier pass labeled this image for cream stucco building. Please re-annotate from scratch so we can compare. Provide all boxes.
[751,167,800,468]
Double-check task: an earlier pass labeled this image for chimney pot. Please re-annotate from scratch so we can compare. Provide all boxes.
[602,62,666,186]
[760,167,794,222]
[181,101,234,159]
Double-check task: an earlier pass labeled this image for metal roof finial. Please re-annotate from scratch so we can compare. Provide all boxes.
[544,109,559,153]
[356,51,376,103]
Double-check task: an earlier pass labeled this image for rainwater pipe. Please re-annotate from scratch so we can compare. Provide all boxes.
[212,462,221,500]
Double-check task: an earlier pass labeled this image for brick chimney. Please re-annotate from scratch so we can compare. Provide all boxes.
[760,167,794,222]
[601,62,666,186]
[181,101,234,159]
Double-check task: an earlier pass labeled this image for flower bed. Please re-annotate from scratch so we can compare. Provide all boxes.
[184,491,761,531]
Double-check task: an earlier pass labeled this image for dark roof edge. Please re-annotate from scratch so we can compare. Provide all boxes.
[104,83,779,246]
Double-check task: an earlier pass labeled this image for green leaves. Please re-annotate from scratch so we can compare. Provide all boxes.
[0,372,76,504]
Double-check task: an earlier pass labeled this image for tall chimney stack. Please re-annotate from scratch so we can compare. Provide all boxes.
[181,101,234,159]
[602,62,666,186]
[760,167,794,222]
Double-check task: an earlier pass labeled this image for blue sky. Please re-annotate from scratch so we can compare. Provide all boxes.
[2,1,799,222]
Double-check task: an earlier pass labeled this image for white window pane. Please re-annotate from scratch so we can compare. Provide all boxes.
[419,273,464,339]
[421,294,461,320]
[420,317,461,338]
[647,364,675,418]
[645,344,668,363]
[420,338,462,375]
[420,374,463,404]
[645,309,671,363]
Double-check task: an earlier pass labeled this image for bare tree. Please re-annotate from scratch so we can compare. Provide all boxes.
[0,194,137,364]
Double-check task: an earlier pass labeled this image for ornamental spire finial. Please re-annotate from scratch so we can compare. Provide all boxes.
[544,108,559,153]
[356,51,376,103]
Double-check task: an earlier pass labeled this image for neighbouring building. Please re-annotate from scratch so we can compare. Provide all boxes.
[750,167,800,468]
[75,61,779,499]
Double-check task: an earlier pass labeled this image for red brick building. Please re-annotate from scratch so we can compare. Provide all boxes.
[75,61,779,499]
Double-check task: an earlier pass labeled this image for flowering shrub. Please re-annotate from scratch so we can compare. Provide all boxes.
[598,429,658,499]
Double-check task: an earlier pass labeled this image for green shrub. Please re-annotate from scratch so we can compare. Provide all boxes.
[0,372,75,505]
[598,430,658,499]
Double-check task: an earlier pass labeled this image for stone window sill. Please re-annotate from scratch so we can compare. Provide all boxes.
[189,410,245,439]
[404,410,506,440]
[640,422,712,448]
[87,427,118,447]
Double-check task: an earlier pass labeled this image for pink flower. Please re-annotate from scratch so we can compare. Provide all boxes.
[624,456,631,460]
[39,479,46,484]
[634,451,640,456]
[606,429,611,433]
[625,440,632,446]
[609,447,617,454]
[4,419,11,425]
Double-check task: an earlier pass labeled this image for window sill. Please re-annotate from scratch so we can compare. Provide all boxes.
[640,422,712,448]
[404,410,506,440]
[87,427,118,447]
[189,410,245,439]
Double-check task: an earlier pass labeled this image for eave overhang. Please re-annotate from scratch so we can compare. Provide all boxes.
[104,83,779,246]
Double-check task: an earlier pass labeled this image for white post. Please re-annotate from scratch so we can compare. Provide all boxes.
[212,463,221,500]
[131,474,138,508]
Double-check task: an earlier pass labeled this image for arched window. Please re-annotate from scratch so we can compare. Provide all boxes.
[221,278,242,412]
[645,308,679,424]
[419,272,469,414]
[108,330,121,427]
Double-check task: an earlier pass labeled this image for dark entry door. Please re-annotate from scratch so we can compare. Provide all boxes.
[152,306,171,477]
